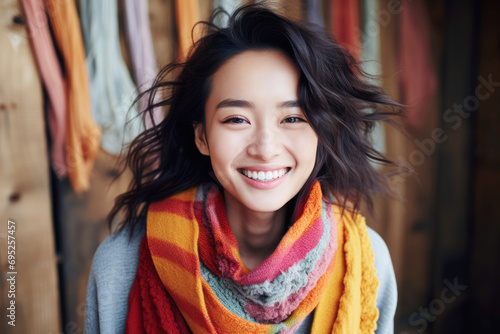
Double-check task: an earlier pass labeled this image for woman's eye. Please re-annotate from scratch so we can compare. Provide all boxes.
[283,116,305,123]
[223,117,248,124]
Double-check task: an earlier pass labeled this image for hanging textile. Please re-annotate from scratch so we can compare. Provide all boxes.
[399,0,437,128]
[175,0,201,61]
[304,0,324,27]
[213,0,242,27]
[124,0,162,129]
[361,0,386,169]
[80,0,143,156]
[22,0,68,178]
[361,0,381,82]
[331,0,361,61]
[45,0,101,195]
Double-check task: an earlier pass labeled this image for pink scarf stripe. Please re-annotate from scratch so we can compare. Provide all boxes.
[201,185,325,285]
[234,217,324,285]
[243,204,338,322]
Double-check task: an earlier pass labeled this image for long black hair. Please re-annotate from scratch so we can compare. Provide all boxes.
[109,3,406,235]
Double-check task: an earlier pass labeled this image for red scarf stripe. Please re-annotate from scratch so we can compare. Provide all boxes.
[148,237,200,277]
[197,225,220,276]
[139,268,168,332]
[126,237,190,334]
[207,189,238,245]
[125,277,145,333]
[149,197,194,216]
[195,193,235,277]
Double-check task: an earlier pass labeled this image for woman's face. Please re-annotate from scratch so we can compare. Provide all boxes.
[195,50,318,213]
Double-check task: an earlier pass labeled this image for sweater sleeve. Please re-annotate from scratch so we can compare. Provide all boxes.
[84,227,144,334]
[85,262,100,333]
[367,226,398,334]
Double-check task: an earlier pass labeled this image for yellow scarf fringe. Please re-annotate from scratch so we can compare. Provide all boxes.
[312,205,379,333]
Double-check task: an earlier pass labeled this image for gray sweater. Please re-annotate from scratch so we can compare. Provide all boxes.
[85,225,397,333]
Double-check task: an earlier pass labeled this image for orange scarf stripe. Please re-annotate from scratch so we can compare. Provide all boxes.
[165,288,214,332]
[201,282,272,333]
[151,256,200,296]
[274,185,323,249]
[147,211,195,252]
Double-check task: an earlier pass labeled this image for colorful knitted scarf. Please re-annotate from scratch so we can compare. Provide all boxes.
[126,181,379,333]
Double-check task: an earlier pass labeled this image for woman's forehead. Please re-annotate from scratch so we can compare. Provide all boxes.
[206,50,300,108]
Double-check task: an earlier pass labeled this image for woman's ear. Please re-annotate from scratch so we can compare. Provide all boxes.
[193,122,210,156]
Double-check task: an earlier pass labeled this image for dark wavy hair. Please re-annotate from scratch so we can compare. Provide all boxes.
[109,3,405,235]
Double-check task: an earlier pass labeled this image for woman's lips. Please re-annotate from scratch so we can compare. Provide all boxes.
[238,167,291,189]
[238,167,291,182]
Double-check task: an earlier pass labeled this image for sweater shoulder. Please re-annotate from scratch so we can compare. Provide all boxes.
[91,226,144,272]
[85,226,145,333]
[366,226,393,277]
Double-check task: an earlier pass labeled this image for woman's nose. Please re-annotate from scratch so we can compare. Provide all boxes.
[247,127,282,161]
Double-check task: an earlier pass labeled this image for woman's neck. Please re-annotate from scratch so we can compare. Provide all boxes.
[223,190,288,270]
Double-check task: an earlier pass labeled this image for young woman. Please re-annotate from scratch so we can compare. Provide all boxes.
[85,4,402,333]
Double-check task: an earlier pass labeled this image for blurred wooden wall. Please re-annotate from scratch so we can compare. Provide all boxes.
[0,1,60,333]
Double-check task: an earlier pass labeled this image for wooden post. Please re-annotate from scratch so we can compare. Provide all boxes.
[0,0,61,333]
[429,0,479,332]
[470,0,500,330]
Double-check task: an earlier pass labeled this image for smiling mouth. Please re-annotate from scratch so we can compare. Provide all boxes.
[237,167,291,182]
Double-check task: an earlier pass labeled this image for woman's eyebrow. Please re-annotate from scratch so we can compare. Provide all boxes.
[277,100,300,109]
[215,99,299,110]
[216,99,253,110]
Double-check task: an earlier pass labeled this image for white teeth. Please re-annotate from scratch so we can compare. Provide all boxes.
[240,168,289,182]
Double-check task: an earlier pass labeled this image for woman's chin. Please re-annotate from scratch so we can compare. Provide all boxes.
[237,196,288,214]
